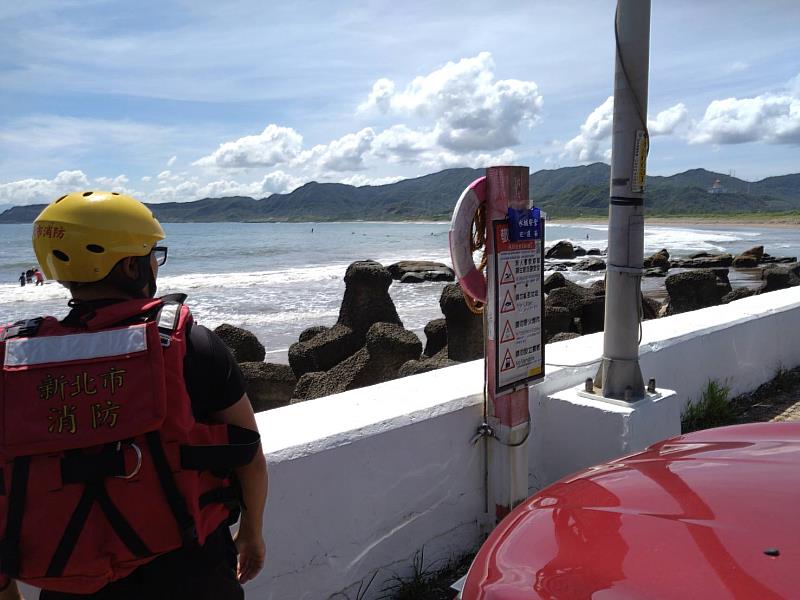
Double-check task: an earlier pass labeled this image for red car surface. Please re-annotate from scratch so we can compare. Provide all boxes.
[460,422,800,599]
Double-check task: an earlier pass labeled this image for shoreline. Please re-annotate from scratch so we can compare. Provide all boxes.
[548,215,800,229]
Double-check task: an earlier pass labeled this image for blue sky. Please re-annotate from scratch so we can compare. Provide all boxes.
[1,0,798,206]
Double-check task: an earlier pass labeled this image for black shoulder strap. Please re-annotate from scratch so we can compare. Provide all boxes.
[0,457,31,578]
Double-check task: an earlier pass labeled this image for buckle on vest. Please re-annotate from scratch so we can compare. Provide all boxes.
[0,318,43,341]
[113,442,143,480]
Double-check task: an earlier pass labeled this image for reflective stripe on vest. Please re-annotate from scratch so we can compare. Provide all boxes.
[3,324,148,367]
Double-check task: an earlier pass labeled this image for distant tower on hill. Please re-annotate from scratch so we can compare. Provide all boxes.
[708,178,725,194]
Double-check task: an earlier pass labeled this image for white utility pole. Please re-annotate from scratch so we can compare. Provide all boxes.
[594,0,650,401]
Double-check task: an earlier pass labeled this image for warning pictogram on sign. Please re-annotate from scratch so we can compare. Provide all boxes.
[500,290,515,313]
[500,321,516,343]
[500,261,515,284]
[500,349,515,372]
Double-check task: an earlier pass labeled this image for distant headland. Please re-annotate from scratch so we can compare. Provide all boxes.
[1,163,798,224]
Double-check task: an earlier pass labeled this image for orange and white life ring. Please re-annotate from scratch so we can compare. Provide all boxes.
[449,176,487,304]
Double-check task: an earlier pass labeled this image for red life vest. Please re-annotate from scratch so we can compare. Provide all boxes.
[0,295,260,593]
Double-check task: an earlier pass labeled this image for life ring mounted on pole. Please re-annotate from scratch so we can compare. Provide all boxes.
[449,176,488,311]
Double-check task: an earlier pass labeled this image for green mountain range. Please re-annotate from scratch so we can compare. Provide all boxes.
[2,163,799,223]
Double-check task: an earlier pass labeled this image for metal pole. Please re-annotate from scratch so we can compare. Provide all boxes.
[595,0,650,401]
[484,166,531,522]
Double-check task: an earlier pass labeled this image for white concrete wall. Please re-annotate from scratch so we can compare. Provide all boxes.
[18,288,800,600]
[247,288,800,600]
[245,287,800,599]
[251,362,486,600]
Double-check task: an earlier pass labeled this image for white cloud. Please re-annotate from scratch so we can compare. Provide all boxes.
[94,174,130,189]
[371,125,437,164]
[296,128,376,173]
[563,98,690,161]
[562,96,614,162]
[167,155,177,167]
[0,170,90,205]
[194,124,303,168]
[648,103,689,136]
[189,54,542,180]
[143,170,303,203]
[157,170,173,181]
[339,174,404,187]
[260,170,304,195]
[428,148,518,171]
[359,52,543,152]
[147,178,262,203]
[196,179,264,198]
[141,176,152,182]
[359,78,395,114]
[690,89,800,145]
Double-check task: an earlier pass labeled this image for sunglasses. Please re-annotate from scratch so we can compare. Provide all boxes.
[152,246,168,266]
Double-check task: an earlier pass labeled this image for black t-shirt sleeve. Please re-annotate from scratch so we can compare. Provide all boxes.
[183,324,247,422]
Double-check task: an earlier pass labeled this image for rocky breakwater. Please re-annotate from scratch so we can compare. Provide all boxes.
[541,272,660,341]
[212,259,481,409]
[216,243,800,412]
[213,324,297,413]
[540,239,800,328]
[651,245,800,314]
[386,260,455,284]
[399,282,484,376]
[544,240,606,273]
[287,259,421,401]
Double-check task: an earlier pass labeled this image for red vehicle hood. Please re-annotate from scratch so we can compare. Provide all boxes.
[464,423,800,600]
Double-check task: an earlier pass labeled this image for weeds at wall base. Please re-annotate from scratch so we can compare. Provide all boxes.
[337,547,476,600]
[681,380,733,433]
[682,365,800,433]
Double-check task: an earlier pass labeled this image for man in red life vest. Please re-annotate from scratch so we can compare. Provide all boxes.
[0,191,267,600]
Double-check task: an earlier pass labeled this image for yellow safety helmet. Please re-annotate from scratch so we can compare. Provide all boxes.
[33,191,165,282]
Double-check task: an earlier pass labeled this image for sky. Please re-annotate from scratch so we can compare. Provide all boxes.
[0,0,798,207]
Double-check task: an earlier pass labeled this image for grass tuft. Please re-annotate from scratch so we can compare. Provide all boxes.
[770,364,799,394]
[378,548,475,600]
[681,380,734,433]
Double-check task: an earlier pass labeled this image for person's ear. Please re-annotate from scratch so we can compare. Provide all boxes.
[118,257,139,280]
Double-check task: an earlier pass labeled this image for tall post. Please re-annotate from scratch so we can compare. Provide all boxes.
[595,0,650,401]
[484,166,532,522]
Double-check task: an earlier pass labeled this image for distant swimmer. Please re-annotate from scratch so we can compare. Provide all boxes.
[18,271,26,287]
[34,268,44,286]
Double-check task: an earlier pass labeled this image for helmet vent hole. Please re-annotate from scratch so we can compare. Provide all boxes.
[53,250,70,262]
[111,192,120,195]
[82,191,93,197]
[55,195,67,203]
[86,244,105,254]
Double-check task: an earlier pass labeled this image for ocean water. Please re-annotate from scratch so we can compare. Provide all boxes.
[2,221,797,363]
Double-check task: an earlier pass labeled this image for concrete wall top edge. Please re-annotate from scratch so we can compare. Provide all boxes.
[258,360,484,459]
